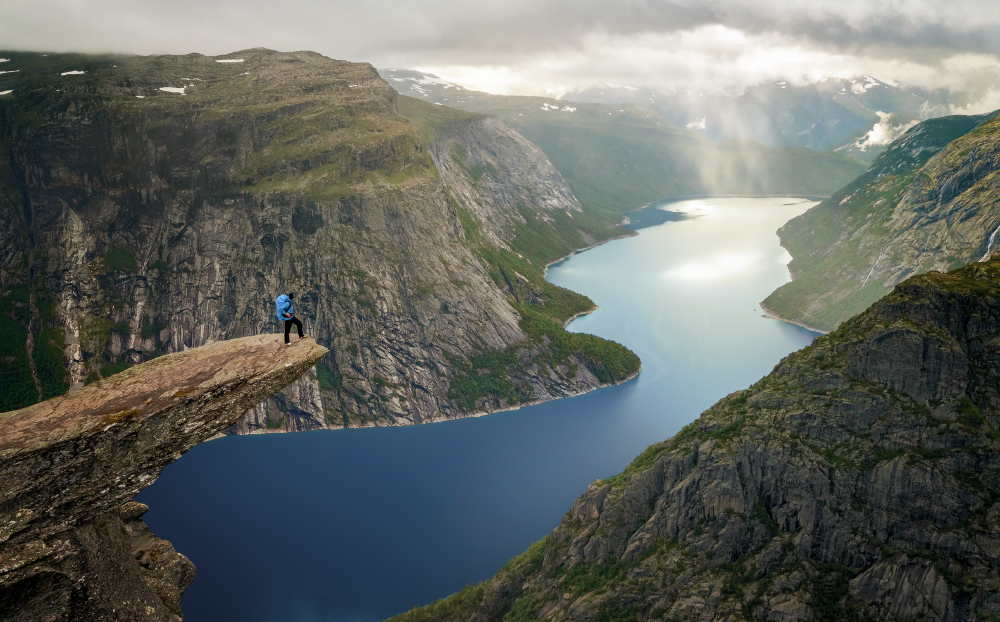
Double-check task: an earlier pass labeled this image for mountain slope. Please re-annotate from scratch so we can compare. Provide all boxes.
[383,70,867,216]
[762,111,1000,332]
[0,50,638,430]
[390,259,1000,622]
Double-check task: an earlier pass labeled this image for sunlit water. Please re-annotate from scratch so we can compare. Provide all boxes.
[136,197,818,622]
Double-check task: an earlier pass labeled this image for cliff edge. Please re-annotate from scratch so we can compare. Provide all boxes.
[0,334,327,621]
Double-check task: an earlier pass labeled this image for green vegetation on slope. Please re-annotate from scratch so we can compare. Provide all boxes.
[763,111,1000,332]
[0,282,36,411]
[445,199,640,410]
[401,95,632,270]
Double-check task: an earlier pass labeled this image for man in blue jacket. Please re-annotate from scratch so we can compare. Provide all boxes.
[276,292,306,345]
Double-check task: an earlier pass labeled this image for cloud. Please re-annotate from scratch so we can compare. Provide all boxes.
[853,112,921,151]
[1,0,999,96]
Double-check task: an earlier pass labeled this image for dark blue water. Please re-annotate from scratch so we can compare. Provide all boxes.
[136,197,819,622]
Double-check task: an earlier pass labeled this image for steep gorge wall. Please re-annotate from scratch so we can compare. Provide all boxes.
[0,49,636,433]
[393,260,1000,622]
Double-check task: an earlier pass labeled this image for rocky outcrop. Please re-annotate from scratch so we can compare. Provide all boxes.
[391,260,1000,622]
[428,115,585,248]
[0,334,327,621]
[763,111,1000,332]
[0,49,637,433]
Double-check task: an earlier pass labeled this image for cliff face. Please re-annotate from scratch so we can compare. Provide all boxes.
[762,111,1000,332]
[392,260,1000,622]
[0,334,327,621]
[426,114,585,247]
[0,49,637,433]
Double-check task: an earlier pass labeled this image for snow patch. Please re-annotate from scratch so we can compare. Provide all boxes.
[135,95,145,98]
[604,82,638,91]
[686,117,707,130]
[61,70,86,76]
[0,58,8,63]
[541,102,577,112]
[853,111,919,151]
[0,70,19,75]
[215,59,244,63]
[387,73,459,89]
[0,90,12,96]
[851,76,881,94]
[159,87,186,94]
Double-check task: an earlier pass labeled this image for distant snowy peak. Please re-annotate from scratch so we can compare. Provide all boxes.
[603,82,639,92]
[380,69,465,98]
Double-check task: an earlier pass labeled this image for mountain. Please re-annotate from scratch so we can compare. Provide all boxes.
[389,259,1000,622]
[382,70,867,215]
[762,110,1000,333]
[0,335,326,621]
[0,50,638,431]
[564,76,947,160]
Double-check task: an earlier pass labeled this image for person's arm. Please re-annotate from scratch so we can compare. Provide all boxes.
[279,300,291,318]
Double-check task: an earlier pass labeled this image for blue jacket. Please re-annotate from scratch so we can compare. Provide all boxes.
[275,294,294,321]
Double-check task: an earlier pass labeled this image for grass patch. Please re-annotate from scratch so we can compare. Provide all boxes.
[105,247,138,273]
[317,364,342,391]
[265,416,285,429]
[101,408,140,424]
[0,312,36,412]
[34,326,68,399]
[561,559,634,593]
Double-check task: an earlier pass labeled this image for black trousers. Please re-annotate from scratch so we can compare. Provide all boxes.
[284,317,304,343]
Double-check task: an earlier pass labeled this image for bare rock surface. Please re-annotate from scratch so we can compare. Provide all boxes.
[0,334,327,621]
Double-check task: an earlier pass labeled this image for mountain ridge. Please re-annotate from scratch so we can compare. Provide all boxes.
[762,109,1000,333]
[389,258,1000,622]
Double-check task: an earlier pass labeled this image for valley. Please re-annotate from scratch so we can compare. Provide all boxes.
[2,40,1000,622]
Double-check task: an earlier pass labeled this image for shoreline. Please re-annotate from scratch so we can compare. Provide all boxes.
[542,229,638,278]
[758,301,830,335]
[560,302,599,327]
[240,363,644,435]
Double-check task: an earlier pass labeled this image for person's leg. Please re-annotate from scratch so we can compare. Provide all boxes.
[284,319,292,345]
[292,317,304,338]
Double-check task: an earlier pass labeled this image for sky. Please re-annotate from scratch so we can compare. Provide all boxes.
[3,0,1000,106]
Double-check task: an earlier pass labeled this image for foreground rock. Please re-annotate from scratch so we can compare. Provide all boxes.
[390,261,1000,622]
[0,334,327,621]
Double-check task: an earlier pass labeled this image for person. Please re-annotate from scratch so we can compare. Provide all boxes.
[275,292,307,345]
